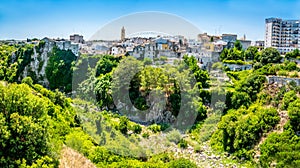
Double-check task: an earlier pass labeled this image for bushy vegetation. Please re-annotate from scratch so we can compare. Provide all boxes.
[0,43,34,82]
[168,158,197,168]
[2,39,300,168]
[0,81,76,167]
[77,55,208,130]
[260,94,300,167]
[260,128,300,168]
[285,48,300,59]
[46,46,77,92]
[211,105,280,159]
[0,41,79,91]
[220,42,282,67]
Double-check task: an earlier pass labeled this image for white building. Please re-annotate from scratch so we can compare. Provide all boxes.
[70,34,84,43]
[223,63,252,71]
[252,40,265,51]
[240,40,252,50]
[187,50,220,69]
[265,18,300,54]
[111,46,125,55]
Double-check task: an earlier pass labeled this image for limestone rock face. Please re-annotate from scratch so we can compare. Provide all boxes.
[20,41,54,87]
[19,39,79,88]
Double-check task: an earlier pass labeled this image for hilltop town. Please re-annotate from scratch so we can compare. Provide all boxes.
[1,16,300,168]
[3,17,300,88]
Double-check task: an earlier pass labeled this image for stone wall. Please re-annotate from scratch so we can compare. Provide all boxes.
[267,76,300,86]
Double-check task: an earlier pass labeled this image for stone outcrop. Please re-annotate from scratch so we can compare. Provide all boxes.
[18,39,79,88]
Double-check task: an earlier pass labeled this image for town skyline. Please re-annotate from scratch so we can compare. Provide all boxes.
[1,0,300,41]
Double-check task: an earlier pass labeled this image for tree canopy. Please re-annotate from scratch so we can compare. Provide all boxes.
[45,46,77,92]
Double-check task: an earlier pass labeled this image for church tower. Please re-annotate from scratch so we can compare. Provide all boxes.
[121,26,125,41]
[242,34,246,40]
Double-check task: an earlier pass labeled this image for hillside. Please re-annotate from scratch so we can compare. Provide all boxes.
[0,40,300,167]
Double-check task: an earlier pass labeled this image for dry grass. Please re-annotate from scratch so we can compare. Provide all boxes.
[59,146,96,168]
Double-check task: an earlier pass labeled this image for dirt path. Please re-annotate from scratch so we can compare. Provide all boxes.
[166,142,241,168]
[59,146,96,168]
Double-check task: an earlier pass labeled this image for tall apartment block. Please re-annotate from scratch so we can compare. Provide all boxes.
[265,18,300,54]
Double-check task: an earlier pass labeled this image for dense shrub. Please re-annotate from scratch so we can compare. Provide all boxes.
[282,90,297,110]
[168,158,197,168]
[166,129,181,144]
[210,104,279,159]
[0,83,75,167]
[260,127,300,168]
[178,139,188,148]
[132,124,142,134]
[148,124,161,133]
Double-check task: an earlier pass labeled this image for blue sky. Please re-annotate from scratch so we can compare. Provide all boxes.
[0,0,300,40]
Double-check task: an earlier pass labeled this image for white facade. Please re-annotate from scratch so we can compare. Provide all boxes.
[111,46,125,55]
[240,40,252,50]
[265,22,274,48]
[265,18,300,54]
[223,63,252,71]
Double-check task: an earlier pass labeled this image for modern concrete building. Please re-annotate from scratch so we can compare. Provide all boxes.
[265,18,300,54]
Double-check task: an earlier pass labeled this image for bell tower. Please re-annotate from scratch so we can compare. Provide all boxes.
[121,26,125,41]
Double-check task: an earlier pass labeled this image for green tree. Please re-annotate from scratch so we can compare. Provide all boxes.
[0,83,75,167]
[244,46,258,60]
[111,56,143,109]
[45,46,77,92]
[285,48,300,59]
[236,73,266,101]
[183,55,209,88]
[220,48,229,61]
[288,99,300,131]
[95,55,120,77]
[220,48,244,61]
[282,90,297,110]
[211,104,279,158]
[231,91,251,109]
[260,130,300,168]
[119,116,129,135]
[95,73,114,109]
[258,47,282,65]
[143,57,153,65]
[132,124,142,134]
[22,76,33,86]
[284,60,297,71]
[234,40,243,51]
